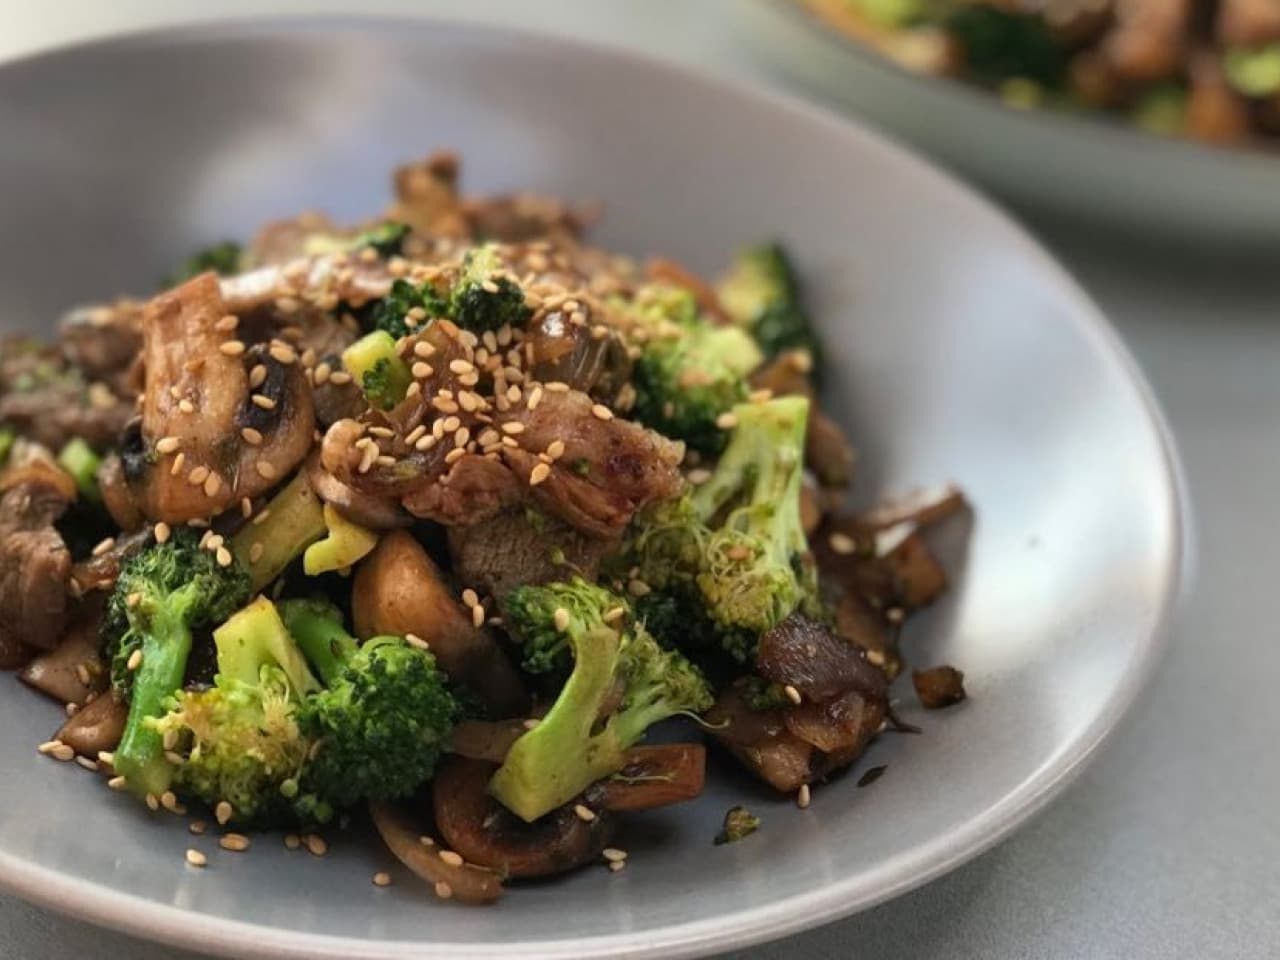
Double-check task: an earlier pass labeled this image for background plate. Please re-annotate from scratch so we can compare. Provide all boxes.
[737,0,1280,246]
[0,17,1183,960]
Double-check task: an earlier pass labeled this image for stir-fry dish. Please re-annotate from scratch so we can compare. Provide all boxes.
[0,153,967,901]
[805,0,1280,148]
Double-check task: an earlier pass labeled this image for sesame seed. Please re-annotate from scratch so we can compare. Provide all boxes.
[284,834,301,850]
[443,447,466,466]
[252,508,272,526]
[220,833,250,852]
[248,364,268,389]
[215,800,233,825]
[190,821,208,835]
[368,425,395,438]
[506,384,522,404]
[797,784,811,809]
[269,343,298,365]
[107,775,128,790]
[501,421,525,435]
[784,684,803,705]
[186,849,207,867]
[602,847,627,863]
[276,295,301,313]
[219,340,246,357]
[126,591,142,609]
[461,589,479,609]
[49,743,74,761]
[204,473,222,498]
[215,546,233,568]
[828,532,857,555]
[749,388,774,403]
[886,607,905,624]
[716,412,738,430]
[160,790,181,812]
[255,462,278,480]
[412,361,434,379]
[546,439,566,459]
[415,434,438,452]
[251,394,277,410]
[527,385,543,410]
[454,427,471,448]
[405,633,430,651]
[75,663,92,686]
[91,537,116,557]
[248,542,264,564]
[329,371,353,386]
[591,404,614,421]
[313,362,332,386]
[434,881,453,900]
[573,804,596,823]
[529,462,552,486]
[628,579,651,598]
[155,436,181,455]
[471,603,485,628]
[439,850,464,867]
[178,399,195,414]
[449,359,475,376]
[413,340,436,358]
[866,648,886,667]
[544,381,570,393]
[64,702,78,717]
[419,835,435,847]
[153,521,171,544]
[215,314,239,332]
[305,834,328,856]
[375,455,396,468]
[687,468,712,486]
[372,871,392,887]
[458,390,480,412]
[608,860,626,873]
[170,452,186,476]
[126,649,143,671]
[145,793,160,811]
[522,718,541,731]
[188,464,210,486]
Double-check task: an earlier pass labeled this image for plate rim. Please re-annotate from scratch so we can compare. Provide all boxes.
[0,14,1190,960]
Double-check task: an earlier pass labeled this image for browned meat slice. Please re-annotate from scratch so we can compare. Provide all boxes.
[0,448,76,662]
[1218,0,1280,46]
[69,527,150,597]
[447,508,614,597]
[58,300,144,392]
[913,665,967,709]
[123,273,315,523]
[1102,0,1192,83]
[495,389,685,538]
[246,211,340,267]
[459,193,588,245]
[401,454,522,528]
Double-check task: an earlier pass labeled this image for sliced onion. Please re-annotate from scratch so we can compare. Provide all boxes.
[369,800,503,905]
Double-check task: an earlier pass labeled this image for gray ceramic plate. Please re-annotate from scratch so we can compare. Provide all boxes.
[0,17,1184,960]
[737,0,1280,245]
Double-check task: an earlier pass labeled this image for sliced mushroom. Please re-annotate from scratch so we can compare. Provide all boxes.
[55,692,127,757]
[352,531,527,717]
[124,273,315,523]
[433,756,613,879]
[97,453,143,532]
[585,744,707,812]
[305,452,411,530]
[19,609,107,704]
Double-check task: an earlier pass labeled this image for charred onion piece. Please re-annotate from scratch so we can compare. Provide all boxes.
[913,665,967,710]
[756,614,888,704]
[433,757,613,879]
[352,531,527,717]
[369,799,503,904]
[586,744,707,812]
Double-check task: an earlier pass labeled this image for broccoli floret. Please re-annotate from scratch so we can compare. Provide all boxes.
[364,278,450,340]
[627,396,817,665]
[279,598,457,810]
[945,5,1066,87]
[350,221,411,258]
[449,244,530,333]
[501,578,626,676]
[56,437,101,502]
[150,596,320,824]
[342,331,413,411]
[165,241,242,288]
[628,285,763,455]
[714,804,761,845]
[102,529,252,799]
[717,244,821,365]
[492,578,713,822]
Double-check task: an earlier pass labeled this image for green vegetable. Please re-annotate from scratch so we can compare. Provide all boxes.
[102,529,252,799]
[165,241,242,288]
[1132,84,1188,136]
[1224,44,1280,98]
[150,596,321,824]
[449,244,530,333]
[229,470,328,591]
[302,504,378,576]
[279,599,457,811]
[714,804,761,845]
[945,5,1066,87]
[717,244,821,365]
[849,0,926,27]
[364,278,450,340]
[492,578,713,822]
[56,438,102,502]
[627,396,817,664]
[628,285,763,455]
[350,221,411,258]
[0,427,16,465]
[342,331,413,411]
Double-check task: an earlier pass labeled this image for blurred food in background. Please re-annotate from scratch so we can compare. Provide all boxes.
[802,0,1280,148]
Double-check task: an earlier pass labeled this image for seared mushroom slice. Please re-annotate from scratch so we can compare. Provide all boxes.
[19,607,107,705]
[124,273,315,523]
[433,757,614,880]
[55,692,127,758]
[305,452,411,530]
[352,531,527,717]
[446,508,613,598]
[389,150,467,237]
[58,300,144,392]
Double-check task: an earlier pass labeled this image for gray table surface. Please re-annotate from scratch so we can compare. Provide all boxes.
[2,2,1274,958]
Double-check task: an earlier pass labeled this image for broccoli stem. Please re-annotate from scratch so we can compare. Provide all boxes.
[230,471,327,591]
[113,602,192,798]
[57,437,102,502]
[278,599,357,687]
[342,331,413,410]
[215,597,319,696]
[489,626,624,822]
